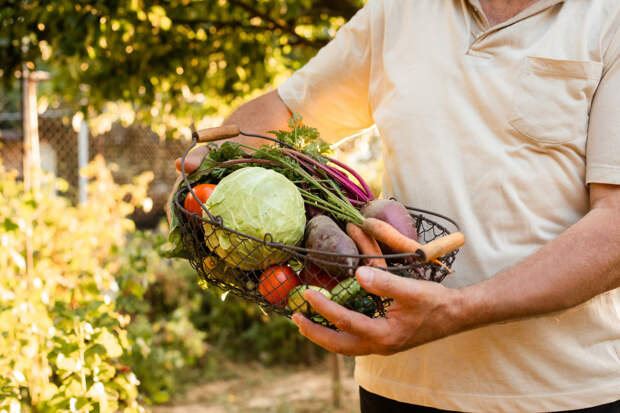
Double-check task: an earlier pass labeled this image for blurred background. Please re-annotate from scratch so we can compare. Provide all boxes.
[0,1,381,412]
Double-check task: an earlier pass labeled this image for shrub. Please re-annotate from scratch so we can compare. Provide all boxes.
[0,157,148,411]
[0,155,326,412]
[115,229,208,404]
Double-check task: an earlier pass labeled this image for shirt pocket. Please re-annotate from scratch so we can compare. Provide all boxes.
[509,56,602,145]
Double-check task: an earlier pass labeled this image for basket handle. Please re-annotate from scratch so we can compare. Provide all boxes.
[417,232,465,262]
[195,124,241,142]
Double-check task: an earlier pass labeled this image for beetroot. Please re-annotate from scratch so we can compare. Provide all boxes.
[361,199,418,254]
[305,215,359,278]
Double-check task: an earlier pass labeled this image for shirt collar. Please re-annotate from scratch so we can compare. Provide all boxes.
[467,0,566,31]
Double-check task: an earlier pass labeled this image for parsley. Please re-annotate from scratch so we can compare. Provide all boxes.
[269,113,332,157]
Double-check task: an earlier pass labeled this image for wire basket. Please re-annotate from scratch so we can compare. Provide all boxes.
[173,126,463,326]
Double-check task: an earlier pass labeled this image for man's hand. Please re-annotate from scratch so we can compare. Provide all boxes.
[166,146,210,226]
[292,266,466,356]
[174,145,209,175]
[292,184,620,356]
[166,90,292,227]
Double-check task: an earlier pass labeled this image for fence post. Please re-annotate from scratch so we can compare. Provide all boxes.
[78,119,89,203]
[331,353,344,408]
[21,67,50,191]
[21,67,50,278]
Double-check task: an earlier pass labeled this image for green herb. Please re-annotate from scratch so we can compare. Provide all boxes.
[269,113,331,157]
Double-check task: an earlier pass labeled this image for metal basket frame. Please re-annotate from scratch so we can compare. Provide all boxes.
[173,129,461,320]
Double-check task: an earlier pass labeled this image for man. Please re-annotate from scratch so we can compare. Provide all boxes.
[176,0,620,411]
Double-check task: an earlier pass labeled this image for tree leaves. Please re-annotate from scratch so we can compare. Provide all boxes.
[0,0,364,135]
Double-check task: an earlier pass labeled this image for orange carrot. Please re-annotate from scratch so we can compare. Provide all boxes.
[361,218,465,264]
[432,259,454,274]
[346,222,387,268]
[361,218,424,253]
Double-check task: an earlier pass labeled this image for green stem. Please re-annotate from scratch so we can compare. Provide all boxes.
[237,142,365,224]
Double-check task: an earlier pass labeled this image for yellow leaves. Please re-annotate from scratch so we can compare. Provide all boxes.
[147,6,172,31]
[129,0,141,12]
[160,79,171,92]
[122,25,135,42]
[97,330,123,358]
[236,66,246,81]
[196,28,207,41]
[0,161,148,410]
[8,248,25,271]
[141,197,153,213]
[71,112,84,132]
[294,25,313,38]
[86,45,96,59]
[38,40,52,60]
[56,352,79,371]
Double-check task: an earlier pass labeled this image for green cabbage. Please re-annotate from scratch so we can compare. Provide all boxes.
[203,167,306,270]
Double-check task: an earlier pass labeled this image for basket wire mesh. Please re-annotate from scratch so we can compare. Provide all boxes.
[173,129,461,325]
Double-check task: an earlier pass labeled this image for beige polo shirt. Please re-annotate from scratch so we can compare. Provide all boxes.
[278,0,620,411]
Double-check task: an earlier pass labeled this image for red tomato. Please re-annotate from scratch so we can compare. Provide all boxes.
[258,265,301,307]
[301,264,340,291]
[184,184,217,216]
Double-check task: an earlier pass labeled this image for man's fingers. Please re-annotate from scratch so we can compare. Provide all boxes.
[175,145,209,173]
[303,290,387,340]
[356,266,418,301]
[291,313,374,356]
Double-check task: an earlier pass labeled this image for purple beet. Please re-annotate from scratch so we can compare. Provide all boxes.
[361,199,418,254]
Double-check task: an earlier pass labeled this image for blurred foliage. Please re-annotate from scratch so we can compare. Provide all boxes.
[0,157,209,410]
[0,156,149,411]
[192,286,325,366]
[0,0,365,136]
[0,155,328,410]
[115,229,209,405]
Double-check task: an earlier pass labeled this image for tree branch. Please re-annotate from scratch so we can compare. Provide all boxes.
[314,0,360,20]
[227,0,324,50]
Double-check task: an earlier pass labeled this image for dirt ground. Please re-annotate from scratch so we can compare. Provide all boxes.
[152,358,361,413]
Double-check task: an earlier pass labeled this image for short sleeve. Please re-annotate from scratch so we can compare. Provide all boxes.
[277,1,377,143]
[586,22,620,185]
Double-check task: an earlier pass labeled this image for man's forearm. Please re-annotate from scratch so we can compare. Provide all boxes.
[169,89,292,224]
[221,89,292,146]
[458,197,620,331]
[175,89,292,174]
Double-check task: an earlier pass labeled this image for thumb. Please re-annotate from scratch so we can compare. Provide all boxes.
[175,145,209,174]
[355,266,416,300]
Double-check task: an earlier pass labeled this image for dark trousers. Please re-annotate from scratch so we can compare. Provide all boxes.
[360,387,620,413]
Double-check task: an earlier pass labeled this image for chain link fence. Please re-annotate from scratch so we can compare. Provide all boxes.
[90,123,189,227]
[1,83,383,230]
[0,95,24,177]
[0,94,190,228]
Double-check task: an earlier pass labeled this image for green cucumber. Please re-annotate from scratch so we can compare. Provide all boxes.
[330,278,364,305]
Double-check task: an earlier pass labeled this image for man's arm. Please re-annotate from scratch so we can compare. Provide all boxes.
[292,183,620,356]
[174,89,292,173]
[460,183,620,325]
[167,90,291,225]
